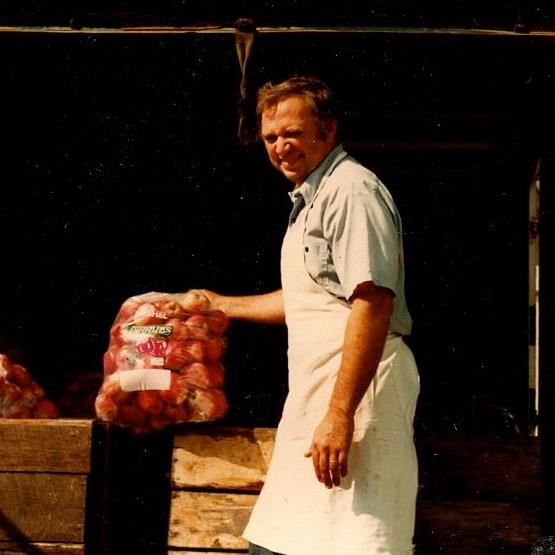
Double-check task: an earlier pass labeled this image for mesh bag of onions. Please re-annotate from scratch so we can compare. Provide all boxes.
[95,290,229,434]
[0,354,60,419]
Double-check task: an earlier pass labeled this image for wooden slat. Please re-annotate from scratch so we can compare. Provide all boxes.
[172,428,540,500]
[168,493,539,554]
[168,491,256,550]
[169,429,541,554]
[0,473,87,543]
[415,500,540,555]
[172,427,275,490]
[0,419,93,473]
[0,542,84,554]
[168,492,539,554]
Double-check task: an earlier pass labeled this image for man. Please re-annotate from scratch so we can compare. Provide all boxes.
[198,75,420,555]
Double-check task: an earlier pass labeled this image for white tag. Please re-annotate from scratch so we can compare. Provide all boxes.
[116,369,171,392]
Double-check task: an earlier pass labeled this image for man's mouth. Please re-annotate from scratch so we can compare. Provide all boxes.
[280,154,300,170]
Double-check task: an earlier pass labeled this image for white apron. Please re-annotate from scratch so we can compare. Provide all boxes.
[243,199,420,555]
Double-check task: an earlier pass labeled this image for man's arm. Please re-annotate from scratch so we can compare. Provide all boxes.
[193,288,285,325]
[304,281,393,488]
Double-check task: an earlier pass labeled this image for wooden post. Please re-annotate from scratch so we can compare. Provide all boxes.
[85,422,175,555]
[533,136,555,553]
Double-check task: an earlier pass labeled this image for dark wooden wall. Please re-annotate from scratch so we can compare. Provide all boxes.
[1,10,554,435]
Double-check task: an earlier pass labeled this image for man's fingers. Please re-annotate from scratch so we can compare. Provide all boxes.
[318,451,333,488]
[305,443,349,488]
[338,451,349,478]
[306,445,324,485]
[329,454,341,487]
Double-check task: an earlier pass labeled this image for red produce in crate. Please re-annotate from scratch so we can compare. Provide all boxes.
[5,363,32,388]
[95,290,230,434]
[0,353,60,419]
[33,398,61,419]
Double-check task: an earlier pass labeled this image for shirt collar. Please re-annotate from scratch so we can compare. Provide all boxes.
[288,144,346,205]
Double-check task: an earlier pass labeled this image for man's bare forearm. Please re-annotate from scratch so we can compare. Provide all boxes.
[199,288,285,325]
[328,285,393,418]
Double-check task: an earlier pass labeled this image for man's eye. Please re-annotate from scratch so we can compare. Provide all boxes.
[264,135,277,143]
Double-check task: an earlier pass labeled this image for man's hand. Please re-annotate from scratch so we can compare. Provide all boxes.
[178,289,285,325]
[304,409,354,488]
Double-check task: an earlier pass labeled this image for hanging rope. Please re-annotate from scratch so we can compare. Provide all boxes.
[234,17,257,145]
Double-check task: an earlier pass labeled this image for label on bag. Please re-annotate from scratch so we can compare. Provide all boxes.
[116,369,171,391]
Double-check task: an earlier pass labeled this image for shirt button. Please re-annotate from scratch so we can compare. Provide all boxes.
[305,247,309,252]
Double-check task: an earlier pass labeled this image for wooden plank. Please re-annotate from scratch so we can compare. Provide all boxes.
[0,473,87,543]
[172,428,275,490]
[168,492,539,554]
[168,491,256,550]
[172,428,540,502]
[415,500,540,555]
[169,430,541,553]
[0,419,93,473]
[417,434,540,503]
[0,542,84,554]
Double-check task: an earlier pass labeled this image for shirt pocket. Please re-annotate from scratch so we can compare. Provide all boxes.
[303,236,329,287]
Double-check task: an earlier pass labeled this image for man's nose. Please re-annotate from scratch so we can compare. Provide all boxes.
[276,138,291,157]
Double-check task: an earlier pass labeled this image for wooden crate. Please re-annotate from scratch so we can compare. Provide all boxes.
[0,420,539,554]
[168,427,540,555]
[0,418,93,555]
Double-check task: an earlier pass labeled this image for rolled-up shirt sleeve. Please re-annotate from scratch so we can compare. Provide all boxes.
[325,185,401,302]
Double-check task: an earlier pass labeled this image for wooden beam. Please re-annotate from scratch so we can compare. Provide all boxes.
[172,427,275,490]
[168,491,255,550]
[167,491,539,554]
[0,419,93,474]
[0,542,84,554]
[0,25,554,38]
[0,473,87,543]
[169,428,541,553]
[171,428,540,502]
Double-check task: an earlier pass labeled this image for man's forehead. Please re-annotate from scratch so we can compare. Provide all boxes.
[263,95,309,115]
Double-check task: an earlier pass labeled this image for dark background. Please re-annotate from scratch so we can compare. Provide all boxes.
[1,2,554,435]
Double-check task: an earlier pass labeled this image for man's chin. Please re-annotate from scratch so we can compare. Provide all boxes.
[281,168,302,184]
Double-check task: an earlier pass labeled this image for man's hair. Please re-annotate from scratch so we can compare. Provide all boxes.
[256,75,338,137]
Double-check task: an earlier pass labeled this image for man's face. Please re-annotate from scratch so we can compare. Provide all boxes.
[261,96,337,186]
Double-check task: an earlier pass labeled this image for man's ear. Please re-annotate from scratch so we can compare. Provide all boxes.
[326,118,338,142]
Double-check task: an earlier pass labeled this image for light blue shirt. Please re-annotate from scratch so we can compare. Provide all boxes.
[288,144,413,336]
